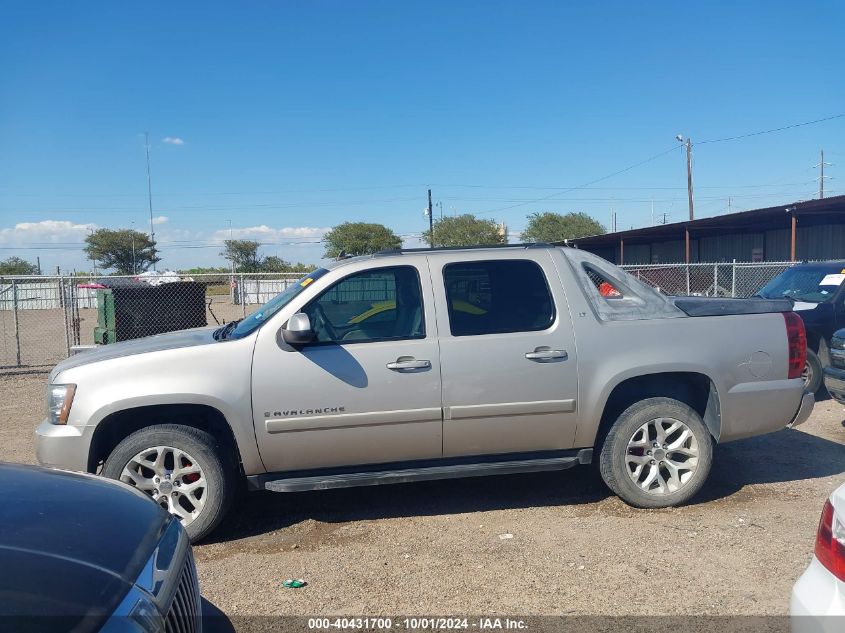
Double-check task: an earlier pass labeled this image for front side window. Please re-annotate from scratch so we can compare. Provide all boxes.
[302,266,425,343]
[228,268,329,339]
[443,260,555,336]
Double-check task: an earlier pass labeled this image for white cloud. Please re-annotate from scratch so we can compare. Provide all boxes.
[0,219,97,245]
[162,136,185,145]
[210,225,330,245]
[152,215,169,225]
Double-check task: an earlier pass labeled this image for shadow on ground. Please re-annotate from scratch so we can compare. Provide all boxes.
[208,427,845,543]
[695,426,845,503]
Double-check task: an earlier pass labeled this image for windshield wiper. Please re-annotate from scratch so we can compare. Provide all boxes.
[214,319,241,341]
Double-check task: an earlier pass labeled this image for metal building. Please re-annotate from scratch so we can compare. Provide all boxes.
[567,195,845,264]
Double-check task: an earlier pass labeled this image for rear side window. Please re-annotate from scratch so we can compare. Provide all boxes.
[443,260,555,336]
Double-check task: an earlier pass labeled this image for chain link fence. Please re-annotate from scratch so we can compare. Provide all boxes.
[0,272,304,371]
[0,261,802,373]
[620,261,793,298]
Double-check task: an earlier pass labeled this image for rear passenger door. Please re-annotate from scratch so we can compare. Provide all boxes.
[431,251,579,457]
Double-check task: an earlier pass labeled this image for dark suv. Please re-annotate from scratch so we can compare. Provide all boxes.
[756,261,845,393]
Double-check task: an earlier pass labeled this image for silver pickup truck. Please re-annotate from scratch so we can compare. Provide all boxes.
[36,244,814,541]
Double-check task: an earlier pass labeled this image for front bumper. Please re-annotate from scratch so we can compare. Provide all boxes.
[824,366,845,405]
[791,558,845,632]
[789,390,816,428]
[35,419,94,472]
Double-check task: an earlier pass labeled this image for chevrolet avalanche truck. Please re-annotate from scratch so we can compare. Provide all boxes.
[36,245,815,541]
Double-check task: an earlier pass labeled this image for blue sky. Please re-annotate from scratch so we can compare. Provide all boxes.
[1,1,843,272]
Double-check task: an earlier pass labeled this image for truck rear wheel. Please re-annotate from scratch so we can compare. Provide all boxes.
[599,397,713,508]
[803,349,823,394]
[102,424,234,542]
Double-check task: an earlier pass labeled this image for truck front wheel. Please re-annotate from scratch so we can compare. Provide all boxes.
[102,424,234,542]
[598,397,713,508]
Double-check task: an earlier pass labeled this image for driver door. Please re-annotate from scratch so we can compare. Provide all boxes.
[251,263,443,473]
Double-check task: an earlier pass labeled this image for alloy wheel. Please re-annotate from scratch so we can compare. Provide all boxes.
[625,417,699,495]
[119,445,208,526]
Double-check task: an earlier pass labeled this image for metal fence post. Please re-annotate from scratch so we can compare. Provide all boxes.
[241,274,246,318]
[713,263,718,296]
[731,260,737,298]
[12,280,21,366]
[685,265,691,295]
[61,277,71,358]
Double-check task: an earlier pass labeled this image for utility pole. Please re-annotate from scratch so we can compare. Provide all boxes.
[144,132,157,271]
[36,256,41,275]
[427,189,434,247]
[817,149,832,199]
[130,221,136,275]
[676,135,695,220]
[651,199,654,226]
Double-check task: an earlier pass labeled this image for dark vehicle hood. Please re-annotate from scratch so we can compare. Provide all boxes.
[793,300,831,326]
[0,464,170,624]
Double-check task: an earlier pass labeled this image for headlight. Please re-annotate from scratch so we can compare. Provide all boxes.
[47,383,76,425]
[102,586,163,633]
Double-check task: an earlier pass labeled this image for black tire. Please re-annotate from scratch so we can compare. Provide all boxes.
[598,397,714,509]
[102,424,235,542]
[804,348,823,394]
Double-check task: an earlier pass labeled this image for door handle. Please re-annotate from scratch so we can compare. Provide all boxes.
[386,357,432,370]
[525,348,568,361]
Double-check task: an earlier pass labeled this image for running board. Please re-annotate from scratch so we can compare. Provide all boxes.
[262,450,592,493]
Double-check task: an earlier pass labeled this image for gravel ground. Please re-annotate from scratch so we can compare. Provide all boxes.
[3,371,844,617]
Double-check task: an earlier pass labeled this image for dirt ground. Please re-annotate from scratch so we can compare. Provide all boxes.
[3,371,845,616]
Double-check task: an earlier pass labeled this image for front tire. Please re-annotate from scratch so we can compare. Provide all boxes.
[598,397,713,508]
[102,424,234,542]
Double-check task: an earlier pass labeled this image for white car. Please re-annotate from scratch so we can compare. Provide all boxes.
[791,482,845,629]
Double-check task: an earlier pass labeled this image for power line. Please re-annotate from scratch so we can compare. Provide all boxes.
[476,145,681,215]
[697,113,845,145]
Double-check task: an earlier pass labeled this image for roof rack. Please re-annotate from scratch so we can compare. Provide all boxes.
[374,242,556,256]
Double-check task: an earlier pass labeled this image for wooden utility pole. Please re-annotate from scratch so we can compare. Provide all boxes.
[427,189,434,247]
[685,138,695,221]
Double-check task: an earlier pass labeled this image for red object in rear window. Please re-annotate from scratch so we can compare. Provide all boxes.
[783,312,807,380]
[815,500,845,582]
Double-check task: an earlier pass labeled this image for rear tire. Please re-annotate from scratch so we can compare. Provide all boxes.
[599,397,713,508]
[803,349,823,394]
[102,424,234,542]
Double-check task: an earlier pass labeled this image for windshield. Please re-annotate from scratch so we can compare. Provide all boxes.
[227,269,329,340]
[756,267,845,303]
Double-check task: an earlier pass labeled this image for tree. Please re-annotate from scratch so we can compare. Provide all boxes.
[262,256,316,273]
[221,239,263,273]
[85,229,159,275]
[521,212,606,243]
[323,222,402,258]
[424,214,505,247]
[0,256,39,275]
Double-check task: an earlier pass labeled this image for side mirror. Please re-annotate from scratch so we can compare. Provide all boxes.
[282,312,314,346]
